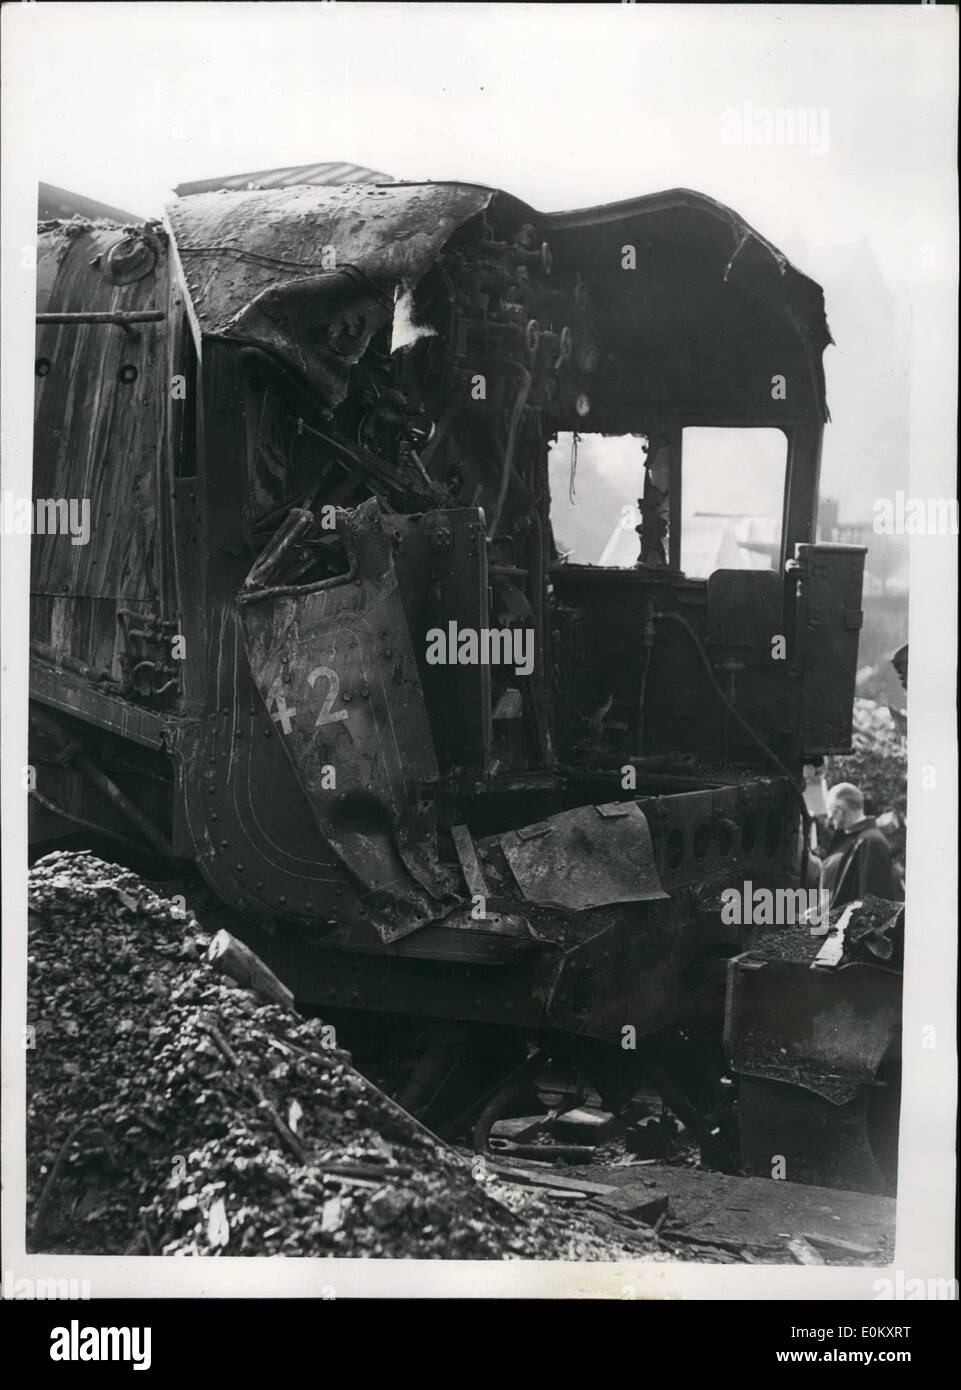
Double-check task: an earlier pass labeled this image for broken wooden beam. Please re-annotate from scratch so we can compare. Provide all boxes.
[484,1159,617,1197]
[802,1231,878,1259]
[787,1235,825,1265]
[199,1017,308,1165]
[207,929,294,1010]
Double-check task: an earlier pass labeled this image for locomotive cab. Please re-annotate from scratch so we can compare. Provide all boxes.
[29,179,889,1191]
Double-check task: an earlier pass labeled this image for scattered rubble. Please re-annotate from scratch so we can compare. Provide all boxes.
[24,852,897,1264]
[27,852,675,1261]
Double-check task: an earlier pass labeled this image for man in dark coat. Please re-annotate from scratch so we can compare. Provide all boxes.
[821,782,901,907]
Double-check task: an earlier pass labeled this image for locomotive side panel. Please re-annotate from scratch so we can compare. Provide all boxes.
[32,223,174,684]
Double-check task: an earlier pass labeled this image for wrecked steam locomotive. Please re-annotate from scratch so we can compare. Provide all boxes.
[29,176,900,1191]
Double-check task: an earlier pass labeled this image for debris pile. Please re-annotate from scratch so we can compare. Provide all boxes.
[26,852,666,1260]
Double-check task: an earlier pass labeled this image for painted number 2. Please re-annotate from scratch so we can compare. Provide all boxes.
[306,665,349,726]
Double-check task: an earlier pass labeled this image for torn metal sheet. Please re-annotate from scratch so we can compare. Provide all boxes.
[533,904,695,1040]
[451,824,490,898]
[500,802,667,912]
[544,186,831,418]
[238,498,456,942]
[164,184,495,396]
[165,181,831,420]
[845,894,905,968]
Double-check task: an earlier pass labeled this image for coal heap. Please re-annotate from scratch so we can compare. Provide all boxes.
[26,852,662,1261]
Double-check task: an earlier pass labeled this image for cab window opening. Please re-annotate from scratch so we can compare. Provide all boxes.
[547,427,787,577]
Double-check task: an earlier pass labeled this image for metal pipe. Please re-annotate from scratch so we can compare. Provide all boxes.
[394,1025,468,1119]
[36,311,165,325]
[29,707,174,860]
[29,639,113,685]
[643,1062,718,1150]
[470,1049,549,1154]
[526,510,552,765]
[486,364,532,540]
[636,596,657,753]
[29,789,156,861]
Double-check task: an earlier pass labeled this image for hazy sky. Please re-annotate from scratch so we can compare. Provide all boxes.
[4,2,956,300]
[3,3,956,526]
